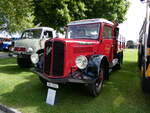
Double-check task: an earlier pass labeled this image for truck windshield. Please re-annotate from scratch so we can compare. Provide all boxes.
[21,29,42,39]
[66,23,100,39]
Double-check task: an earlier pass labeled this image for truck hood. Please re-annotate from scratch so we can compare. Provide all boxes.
[50,38,99,45]
[14,39,41,52]
[44,38,100,77]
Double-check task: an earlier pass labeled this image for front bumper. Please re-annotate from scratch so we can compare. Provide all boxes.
[31,68,96,84]
[10,51,32,58]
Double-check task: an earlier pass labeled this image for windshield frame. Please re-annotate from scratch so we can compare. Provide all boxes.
[66,23,100,40]
[21,29,43,39]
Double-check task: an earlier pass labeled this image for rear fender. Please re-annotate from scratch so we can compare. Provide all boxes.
[35,49,44,71]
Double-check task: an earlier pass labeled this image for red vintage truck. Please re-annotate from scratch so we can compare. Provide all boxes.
[31,18,124,96]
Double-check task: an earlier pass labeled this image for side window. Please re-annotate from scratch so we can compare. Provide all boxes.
[44,31,53,38]
[103,26,112,39]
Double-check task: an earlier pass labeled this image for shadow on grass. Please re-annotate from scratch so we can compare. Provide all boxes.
[0,58,16,65]
[1,57,150,112]
[0,58,32,74]
[0,65,31,74]
[104,60,150,112]
[0,75,95,113]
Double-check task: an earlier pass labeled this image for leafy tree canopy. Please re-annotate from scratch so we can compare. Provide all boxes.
[33,0,87,31]
[34,0,129,31]
[0,0,34,32]
[83,0,129,23]
[0,0,129,32]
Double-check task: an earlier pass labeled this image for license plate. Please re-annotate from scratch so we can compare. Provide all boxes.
[47,82,59,89]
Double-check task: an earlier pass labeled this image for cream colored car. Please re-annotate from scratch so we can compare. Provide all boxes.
[13,27,58,68]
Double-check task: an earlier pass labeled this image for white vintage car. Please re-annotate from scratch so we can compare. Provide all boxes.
[12,27,63,68]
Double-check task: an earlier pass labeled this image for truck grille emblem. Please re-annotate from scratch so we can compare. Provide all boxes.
[46,47,52,55]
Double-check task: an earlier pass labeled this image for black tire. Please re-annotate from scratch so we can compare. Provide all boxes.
[39,76,47,86]
[17,56,32,68]
[141,77,150,93]
[87,64,105,97]
[115,52,123,70]
[115,60,121,70]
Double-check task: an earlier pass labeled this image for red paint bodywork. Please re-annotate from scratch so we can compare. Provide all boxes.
[43,20,124,79]
[14,47,26,52]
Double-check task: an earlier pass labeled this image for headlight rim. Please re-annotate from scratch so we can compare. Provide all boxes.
[27,47,33,53]
[30,53,39,64]
[75,55,88,69]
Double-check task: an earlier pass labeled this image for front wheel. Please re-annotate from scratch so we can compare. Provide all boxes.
[17,56,32,68]
[87,64,105,97]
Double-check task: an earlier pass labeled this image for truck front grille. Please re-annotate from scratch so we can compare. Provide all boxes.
[44,40,64,76]
[44,41,52,75]
[52,41,64,76]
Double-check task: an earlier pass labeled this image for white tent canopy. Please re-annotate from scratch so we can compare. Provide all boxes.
[0,31,11,38]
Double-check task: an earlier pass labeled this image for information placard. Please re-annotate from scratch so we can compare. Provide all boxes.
[46,88,56,105]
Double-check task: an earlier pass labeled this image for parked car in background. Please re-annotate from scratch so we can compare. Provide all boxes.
[8,37,20,56]
[2,38,13,50]
[11,27,64,68]
[0,38,13,51]
[0,38,3,51]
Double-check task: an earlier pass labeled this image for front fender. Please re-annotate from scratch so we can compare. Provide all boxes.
[34,49,44,71]
[84,55,108,78]
[36,49,44,54]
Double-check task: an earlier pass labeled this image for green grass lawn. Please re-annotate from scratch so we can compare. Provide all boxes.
[0,49,150,113]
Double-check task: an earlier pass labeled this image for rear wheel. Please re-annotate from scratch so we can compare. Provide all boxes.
[17,56,32,68]
[115,59,121,69]
[87,64,105,97]
[141,77,150,93]
[115,52,123,70]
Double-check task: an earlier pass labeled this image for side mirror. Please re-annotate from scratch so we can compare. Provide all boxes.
[64,26,68,31]
[114,27,119,38]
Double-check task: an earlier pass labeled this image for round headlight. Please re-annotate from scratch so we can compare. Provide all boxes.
[75,55,88,69]
[31,53,39,64]
[27,47,33,53]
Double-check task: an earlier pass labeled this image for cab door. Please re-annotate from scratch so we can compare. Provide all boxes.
[100,24,114,62]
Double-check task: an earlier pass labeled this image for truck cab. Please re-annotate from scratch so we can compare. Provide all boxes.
[12,27,58,68]
[32,19,124,96]
[138,1,150,92]
[138,17,150,92]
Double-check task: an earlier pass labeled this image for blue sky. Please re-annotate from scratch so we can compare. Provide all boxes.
[119,0,146,41]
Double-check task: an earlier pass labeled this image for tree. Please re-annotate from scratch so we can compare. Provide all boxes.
[33,0,87,31]
[83,0,129,23]
[34,0,129,30]
[0,0,129,32]
[0,0,34,32]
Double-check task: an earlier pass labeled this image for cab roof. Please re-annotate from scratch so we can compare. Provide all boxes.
[68,18,114,26]
[26,27,54,31]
